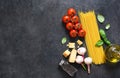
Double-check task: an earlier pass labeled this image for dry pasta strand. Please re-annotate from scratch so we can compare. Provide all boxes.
[78,11,106,64]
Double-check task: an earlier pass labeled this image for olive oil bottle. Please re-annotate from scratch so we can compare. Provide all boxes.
[105,44,120,63]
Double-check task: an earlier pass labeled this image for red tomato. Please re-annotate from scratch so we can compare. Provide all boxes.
[74,23,82,30]
[71,16,79,24]
[67,8,76,17]
[66,22,73,30]
[62,15,71,23]
[78,29,86,37]
[69,30,77,38]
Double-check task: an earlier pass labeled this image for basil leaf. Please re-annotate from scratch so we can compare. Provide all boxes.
[95,40,104,47]
[97,14,105,23]
[105,24,110,30]
[99,29,106,39]
[104,38,111,45]
[61,37,67,44]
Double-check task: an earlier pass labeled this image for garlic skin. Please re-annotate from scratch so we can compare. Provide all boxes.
[76,55,87,70]
[84,57,92,74]
[84,57,92,64]
[77,47,86,55]
[75,55,83,64]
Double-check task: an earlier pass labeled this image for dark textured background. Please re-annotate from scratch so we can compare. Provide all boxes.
[0,0,120,78]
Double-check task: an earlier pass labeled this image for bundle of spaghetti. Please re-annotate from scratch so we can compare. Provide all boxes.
[78,11,106,64]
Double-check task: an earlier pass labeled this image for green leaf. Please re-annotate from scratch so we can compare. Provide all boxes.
[104,38,111,45]
[95,40,104,47]
[97,14,105,23]
[105,24,110,30]
[99,29,106,39]
[61,37,67,44]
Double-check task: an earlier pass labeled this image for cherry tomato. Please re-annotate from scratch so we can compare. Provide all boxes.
[71,15,79,24]
[74,23,82,30]
[69,30,77,38]
[66,22,73,30]
[62,15,71,23]
[78,29,86,37]
[67,8,76,17]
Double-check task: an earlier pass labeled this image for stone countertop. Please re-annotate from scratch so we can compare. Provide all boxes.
[0,0,120,78]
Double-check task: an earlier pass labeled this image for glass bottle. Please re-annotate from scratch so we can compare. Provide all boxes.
[105,44,120,63]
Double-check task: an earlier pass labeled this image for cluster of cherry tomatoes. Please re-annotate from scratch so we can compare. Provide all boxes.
[62,8,86,38]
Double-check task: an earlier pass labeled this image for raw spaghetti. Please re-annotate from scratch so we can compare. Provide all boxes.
[78,11,106,64]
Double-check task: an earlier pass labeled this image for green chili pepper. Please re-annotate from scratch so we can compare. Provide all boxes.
[95,40,104,47]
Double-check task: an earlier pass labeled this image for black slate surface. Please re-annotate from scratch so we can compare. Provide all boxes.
[0,0,120,78]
